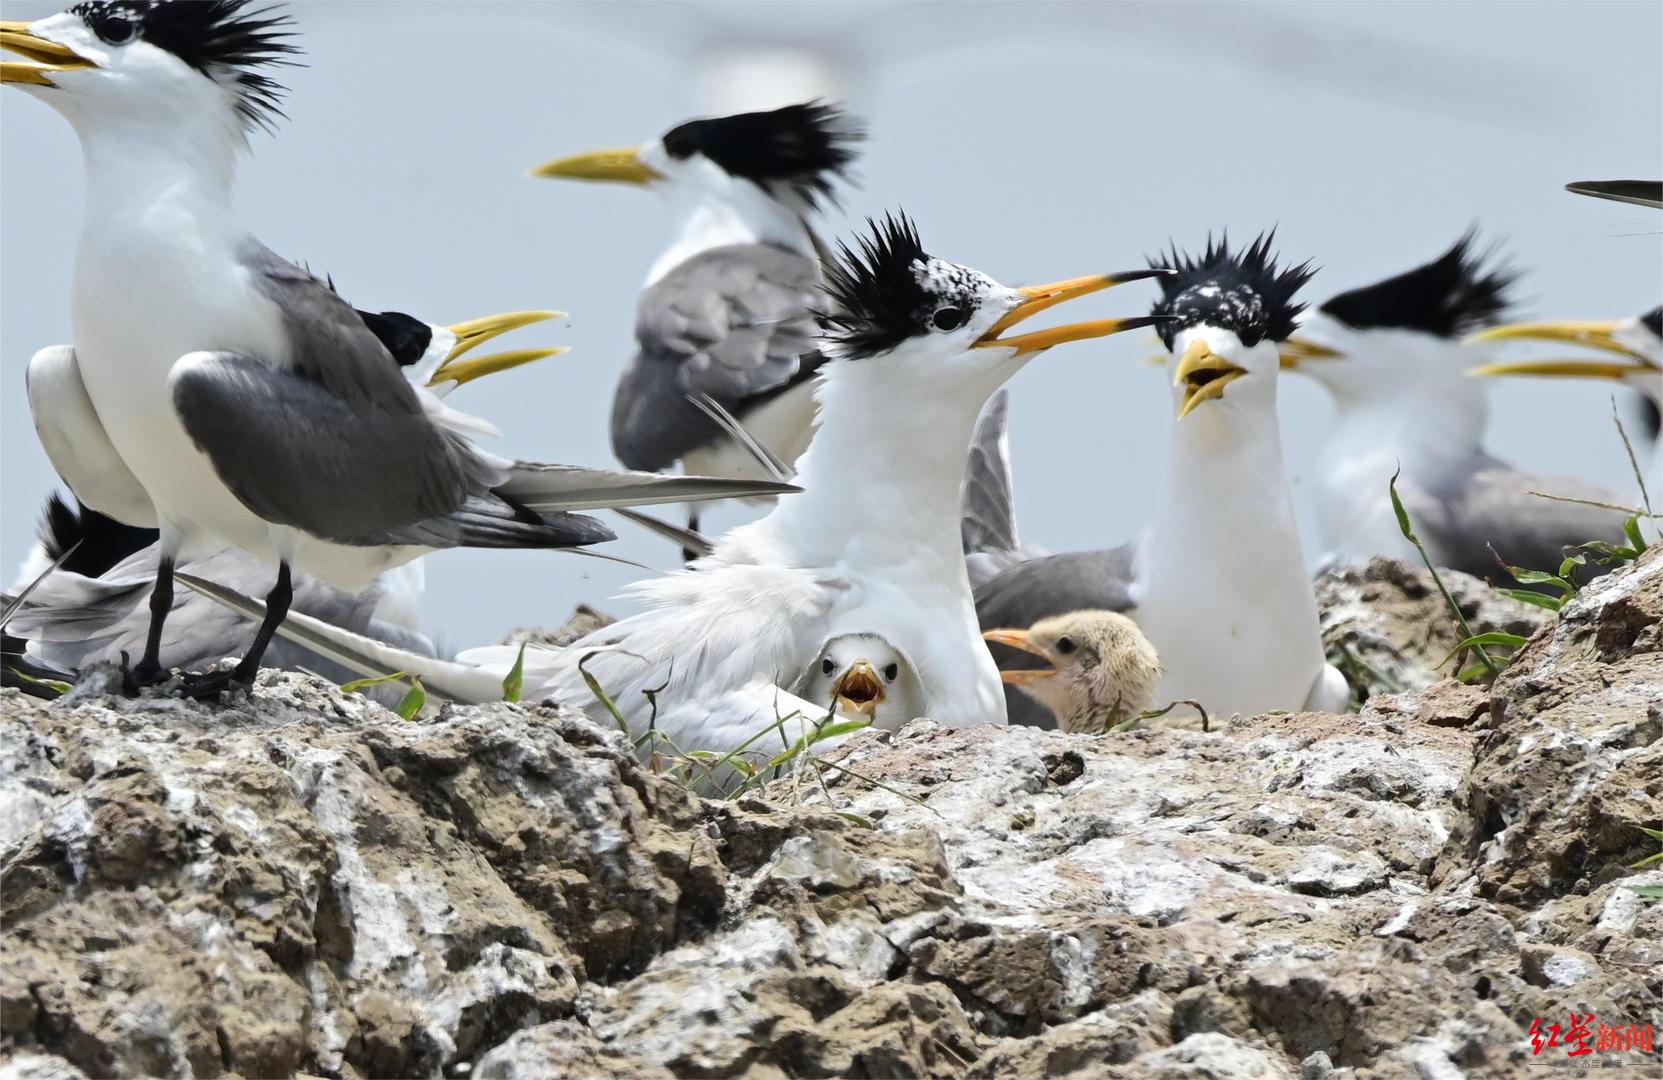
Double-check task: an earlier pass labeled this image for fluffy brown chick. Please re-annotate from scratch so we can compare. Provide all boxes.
[982,610,1161,733]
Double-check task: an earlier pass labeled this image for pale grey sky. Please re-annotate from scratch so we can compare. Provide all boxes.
[3,1,1660,648]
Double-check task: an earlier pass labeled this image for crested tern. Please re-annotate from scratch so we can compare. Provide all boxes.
[244,214,1169,754]
[976,235,1351,724]
[532,101,862,547]
[1287,233,1631,578]
[982,611,1161,735]
[1,1,794,698]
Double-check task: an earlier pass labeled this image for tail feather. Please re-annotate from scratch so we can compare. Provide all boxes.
[961,390,1019,558]
[498,463,799,512]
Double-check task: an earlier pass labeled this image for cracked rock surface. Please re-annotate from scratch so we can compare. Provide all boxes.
[3,554,1658,1077]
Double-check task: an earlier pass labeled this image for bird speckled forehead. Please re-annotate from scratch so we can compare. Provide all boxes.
[912,258,989,317]
[1161,282,1270,347]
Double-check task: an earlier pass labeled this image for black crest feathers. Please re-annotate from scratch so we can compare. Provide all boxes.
[70,0,300,131]
[816,212,932,360]
[661,101,863,207]
[1148,232,1314,349]
[1319,230,1516,338]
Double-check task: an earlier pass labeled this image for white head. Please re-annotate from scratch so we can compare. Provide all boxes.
[1149,234,1314,428]
[1,1,297,154]
[793,631,925,731]
[1285,232,1518,410]
[983,610,1162,734]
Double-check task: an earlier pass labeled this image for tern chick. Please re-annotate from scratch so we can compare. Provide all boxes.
[792,632,925,731]
[983,611,1160,733]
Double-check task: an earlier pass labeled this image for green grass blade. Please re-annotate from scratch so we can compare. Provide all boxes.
[1499,589,1564,612]
[396,678,426,720]
[340,670,413,694]
[502,643,527,704]
[1390,469,1502,677]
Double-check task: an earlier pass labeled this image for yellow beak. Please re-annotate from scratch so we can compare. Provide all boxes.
[832,659,886,716]
[973,268,1173,355]
[529,147,664,185]
[1173,339,1247,419]
[1465,319,1639,357]
[427,310,567,388]
[982,628,1060,685]
[1465,358,1641,384]
[1,22,97,86]
[1278,335,1345,371]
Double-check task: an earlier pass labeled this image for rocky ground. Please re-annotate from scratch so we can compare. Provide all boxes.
[2,554,1659,1079]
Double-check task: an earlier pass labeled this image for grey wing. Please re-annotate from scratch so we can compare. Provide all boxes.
[170,352,610,550]
[26,346,158,528]
[612,244,824,470]
[961,390,1019,560]
[975,546,1139,729]
[1418,455,1630,582]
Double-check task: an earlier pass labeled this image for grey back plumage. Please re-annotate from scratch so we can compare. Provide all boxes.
[961,391,1019,566]
[173,246,612,551]
[612,243,825,470]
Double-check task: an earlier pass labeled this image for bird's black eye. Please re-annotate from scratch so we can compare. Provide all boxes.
[882,662,899,681]
[821,657,835,676]
[931,306,966,332]
[96,15,139,45]
[1056,636,1077,655]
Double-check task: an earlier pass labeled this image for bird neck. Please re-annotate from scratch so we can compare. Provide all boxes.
[75,118,242,242]
[757,359,994,574]
[647,178,816,285]
[1324,376,1489,469]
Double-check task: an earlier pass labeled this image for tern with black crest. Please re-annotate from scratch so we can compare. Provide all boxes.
[1,0,794,698]
[533,102,862,548]
[975,235,1350,724]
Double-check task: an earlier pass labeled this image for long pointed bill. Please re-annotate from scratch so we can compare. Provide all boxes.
[974,268,1175,356]
[428,310,565,387]
[1465,320,1638,357]
[0,23,96,85]
[1173,339,1247,419]
[1278,335,1344,370]
[530,147,663,184]
[981,628,1059,685]
[1565,180,1663,209]
[428,347,568,389]
[1466,358,1642,384]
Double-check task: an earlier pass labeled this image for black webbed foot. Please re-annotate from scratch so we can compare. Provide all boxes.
[120,650,174,696]
[172,666,255,702]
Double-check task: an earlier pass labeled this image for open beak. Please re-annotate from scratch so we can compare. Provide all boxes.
[1464,320,1654,386]
[1173,340,1246,419]
[427,310,567,388]
[973,269,1173,355]
[529,147,664,185]
[982,628,1060,686]
[0,22,97,86]
[1278,335,1344,371]
[1466,319,1639,357]
[832,660,886,716]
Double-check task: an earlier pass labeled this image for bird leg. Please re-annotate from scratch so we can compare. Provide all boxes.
[175,562,293,701]
[124,556,176,689]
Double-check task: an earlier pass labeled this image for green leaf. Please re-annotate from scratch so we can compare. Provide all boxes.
[340,670,413,694]
[1499,589,1564,612]
[834,811,874,829]
[1636,826,1663,842]
[1632,852,1663,869]
[1438,632,1526,670]
[1454,661,1494,684]
[1556,553,1586,579]
[1388,469,1418,545]
[7,668,73,695]
[395,678,425,721]
[502,643,526,704]
[1624,515,1647,553]
[1625,884,1663,901]
[1503,567,1574,596]
[807,718,873,745]
[577,652,630,735]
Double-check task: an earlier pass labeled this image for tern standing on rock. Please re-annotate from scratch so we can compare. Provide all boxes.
[0,1,793,698]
